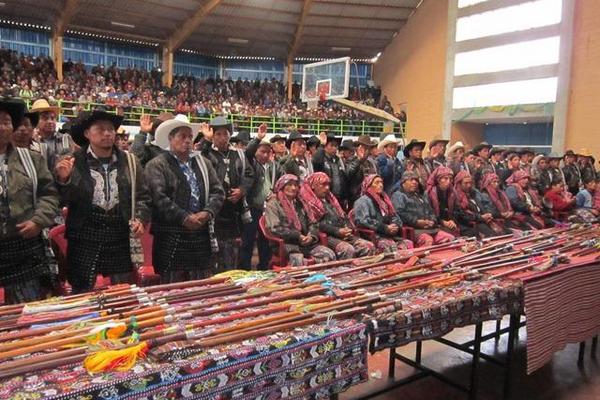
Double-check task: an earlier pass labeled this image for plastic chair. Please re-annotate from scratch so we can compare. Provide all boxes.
[258,215,325,268]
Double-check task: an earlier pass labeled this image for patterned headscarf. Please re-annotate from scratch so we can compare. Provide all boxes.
[452,170,472,210]
[361,174,396,217]
[299,172,346,223]
[274,174,302,230]
[481,173,512,213]
[426,166,454,217]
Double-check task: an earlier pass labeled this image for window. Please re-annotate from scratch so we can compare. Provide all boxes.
[452,77,558,108]
[454,36,560,76]
[456,0,562,41]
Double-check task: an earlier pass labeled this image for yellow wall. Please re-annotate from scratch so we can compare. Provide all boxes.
[451,122,484,149]
[373,0,448,142]
[566,0,600,156]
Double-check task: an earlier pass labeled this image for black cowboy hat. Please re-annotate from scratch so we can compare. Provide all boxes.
[0,97,26,130]
[517,148,535,156]
[270,134,286,144]
[22,111,39,128]
[403,139,426,158]
[564,150,577,158]
[306,135,321,148]
[234,131,251,145]
[490,147,505,155]
[286,131,306,148]
[339,139,355,151]
[70,110,124,147]
[472,142,493,154]
[354,134,377,148]
[209,115,233,132]
[323,132,341,146]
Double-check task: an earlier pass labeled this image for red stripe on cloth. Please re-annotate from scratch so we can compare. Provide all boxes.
[524,263,600,374]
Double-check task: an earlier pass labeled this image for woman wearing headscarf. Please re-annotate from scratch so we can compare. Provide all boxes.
[479,173,528,230]
[452,171,500,238]
[392,171,455,246]
[354,174,413,252]
[264,174,336,266]
[425,166,460,235]
[505,170,553,229]
[299,172,374,259]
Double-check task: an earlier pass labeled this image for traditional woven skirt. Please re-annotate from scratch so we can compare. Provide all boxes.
[152,225,212,274]
[0,235,48,303]
[67,207,131,291]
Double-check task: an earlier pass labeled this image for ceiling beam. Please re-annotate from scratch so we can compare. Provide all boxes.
[313,0,415,11]
[287,0,315,64]
[167,0,225,51]
[55,0,79,35]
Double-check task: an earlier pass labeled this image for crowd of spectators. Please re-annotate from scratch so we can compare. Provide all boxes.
[0,48,402,122]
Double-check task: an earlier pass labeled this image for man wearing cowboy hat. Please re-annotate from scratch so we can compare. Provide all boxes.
[269,134,288,161]
[0,98,59,303]
[144,115,224,282]
[577,149,597,184]
[376,134,403,194]
[280,130,314,180]
[445,141,470,176]
[489,147,506,176]
[312,131,347,201]
[30,99,76,170]
[131,112,173,167]
[517,148,535,174]
[198,115,255,272]
[562,150,582,197]
[339,139,355,163]
[424,136,449,175]
[55,109,150,293]
[346,135,378,205]
[546,152,565,188]
[115,127,130,152]
[240,124,281,270]
[471,142,494,189]
[402,138,428,190]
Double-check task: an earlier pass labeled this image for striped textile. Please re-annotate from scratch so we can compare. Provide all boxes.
[524,262,600,374]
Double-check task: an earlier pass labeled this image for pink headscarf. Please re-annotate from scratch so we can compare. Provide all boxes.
[481,173,512,213]
[426,166,454,217]
[299,172,346,223]
[506,170,542,206]
[361,174,396,217]
[274,174,302,230]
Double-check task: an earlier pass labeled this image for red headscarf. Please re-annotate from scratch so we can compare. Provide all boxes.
[361,174,396,217]
[506,170,542,206]
[426,166,454,216]
[452,170,472,210]
[481,173,512,213]
[274,174,302,230]
[299,172,346,223]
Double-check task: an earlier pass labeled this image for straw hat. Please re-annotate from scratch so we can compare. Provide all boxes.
[30,99,60,115]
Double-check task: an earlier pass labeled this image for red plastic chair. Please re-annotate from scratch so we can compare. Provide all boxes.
[48,223,160,294]
[258,215,326,268]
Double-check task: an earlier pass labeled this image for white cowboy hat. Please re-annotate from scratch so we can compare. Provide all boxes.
[445,141,465,157]
[154,114,198,150]
[377,134,400,150]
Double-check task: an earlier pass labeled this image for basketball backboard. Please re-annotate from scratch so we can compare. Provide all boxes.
[301,57,350,103]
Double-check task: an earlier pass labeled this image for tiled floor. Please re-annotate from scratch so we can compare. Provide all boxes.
[342,317,600,400]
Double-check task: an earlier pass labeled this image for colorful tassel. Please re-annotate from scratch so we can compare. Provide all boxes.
[83,341,149,374]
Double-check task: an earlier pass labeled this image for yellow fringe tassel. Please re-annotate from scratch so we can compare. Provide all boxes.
[83,341,149,374]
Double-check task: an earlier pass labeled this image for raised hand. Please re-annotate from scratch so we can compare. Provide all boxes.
[139,114,153,133]
[55,156,75,184]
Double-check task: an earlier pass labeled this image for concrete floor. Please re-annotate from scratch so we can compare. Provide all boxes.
[342,317,600,400]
